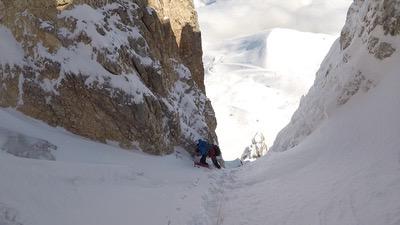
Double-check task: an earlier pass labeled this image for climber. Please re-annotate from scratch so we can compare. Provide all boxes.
[196,139,222,169]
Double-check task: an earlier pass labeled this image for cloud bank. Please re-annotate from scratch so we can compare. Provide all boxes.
[195,0,353,42]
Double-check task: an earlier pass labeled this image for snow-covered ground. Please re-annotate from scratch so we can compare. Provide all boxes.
[0,109,219,225]
[1,53,399,225]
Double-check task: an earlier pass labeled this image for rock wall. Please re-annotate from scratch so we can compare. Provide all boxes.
[148,0,205,91]
[271,0,400,152]
[0,0,217,154]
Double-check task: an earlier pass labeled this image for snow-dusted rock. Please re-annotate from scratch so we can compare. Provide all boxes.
[0,128,57,161]
[241,132,268,161]
[271,0,400,152]
[0,0,216,154]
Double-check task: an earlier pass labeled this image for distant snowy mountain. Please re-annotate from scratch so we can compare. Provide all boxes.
[196,0,352,160]
[204,28,336,160]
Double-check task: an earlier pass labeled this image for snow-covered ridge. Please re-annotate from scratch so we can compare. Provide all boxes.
[271,0,400,152]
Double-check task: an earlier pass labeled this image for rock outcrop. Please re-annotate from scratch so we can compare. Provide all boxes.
[241,132,268,161]
[0,0,217,154]
[0,128,57,161]
[271,0,399,152]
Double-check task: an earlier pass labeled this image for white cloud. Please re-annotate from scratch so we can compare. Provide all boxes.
[195,0,353,42]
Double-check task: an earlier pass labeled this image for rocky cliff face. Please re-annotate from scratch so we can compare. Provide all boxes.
[0,0,217,154]
[271,0,400,152]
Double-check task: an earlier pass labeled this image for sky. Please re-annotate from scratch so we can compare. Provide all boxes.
[195,0,353,42]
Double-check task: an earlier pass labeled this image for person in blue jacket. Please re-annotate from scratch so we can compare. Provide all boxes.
[196,139,221,169]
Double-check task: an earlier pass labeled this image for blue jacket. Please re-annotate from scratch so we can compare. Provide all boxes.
[197,139,210,156]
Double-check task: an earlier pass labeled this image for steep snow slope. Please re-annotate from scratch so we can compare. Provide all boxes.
[271,0,400,153]
[209,0,400,224]
[0,109,218,225]
[204,29,336,160]
[218,69,400,224]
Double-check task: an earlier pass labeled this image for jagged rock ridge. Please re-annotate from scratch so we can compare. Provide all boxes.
[271,0,400,152]
[0,0,217,154]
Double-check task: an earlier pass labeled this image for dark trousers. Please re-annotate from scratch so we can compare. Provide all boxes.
[200,155,207,164]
